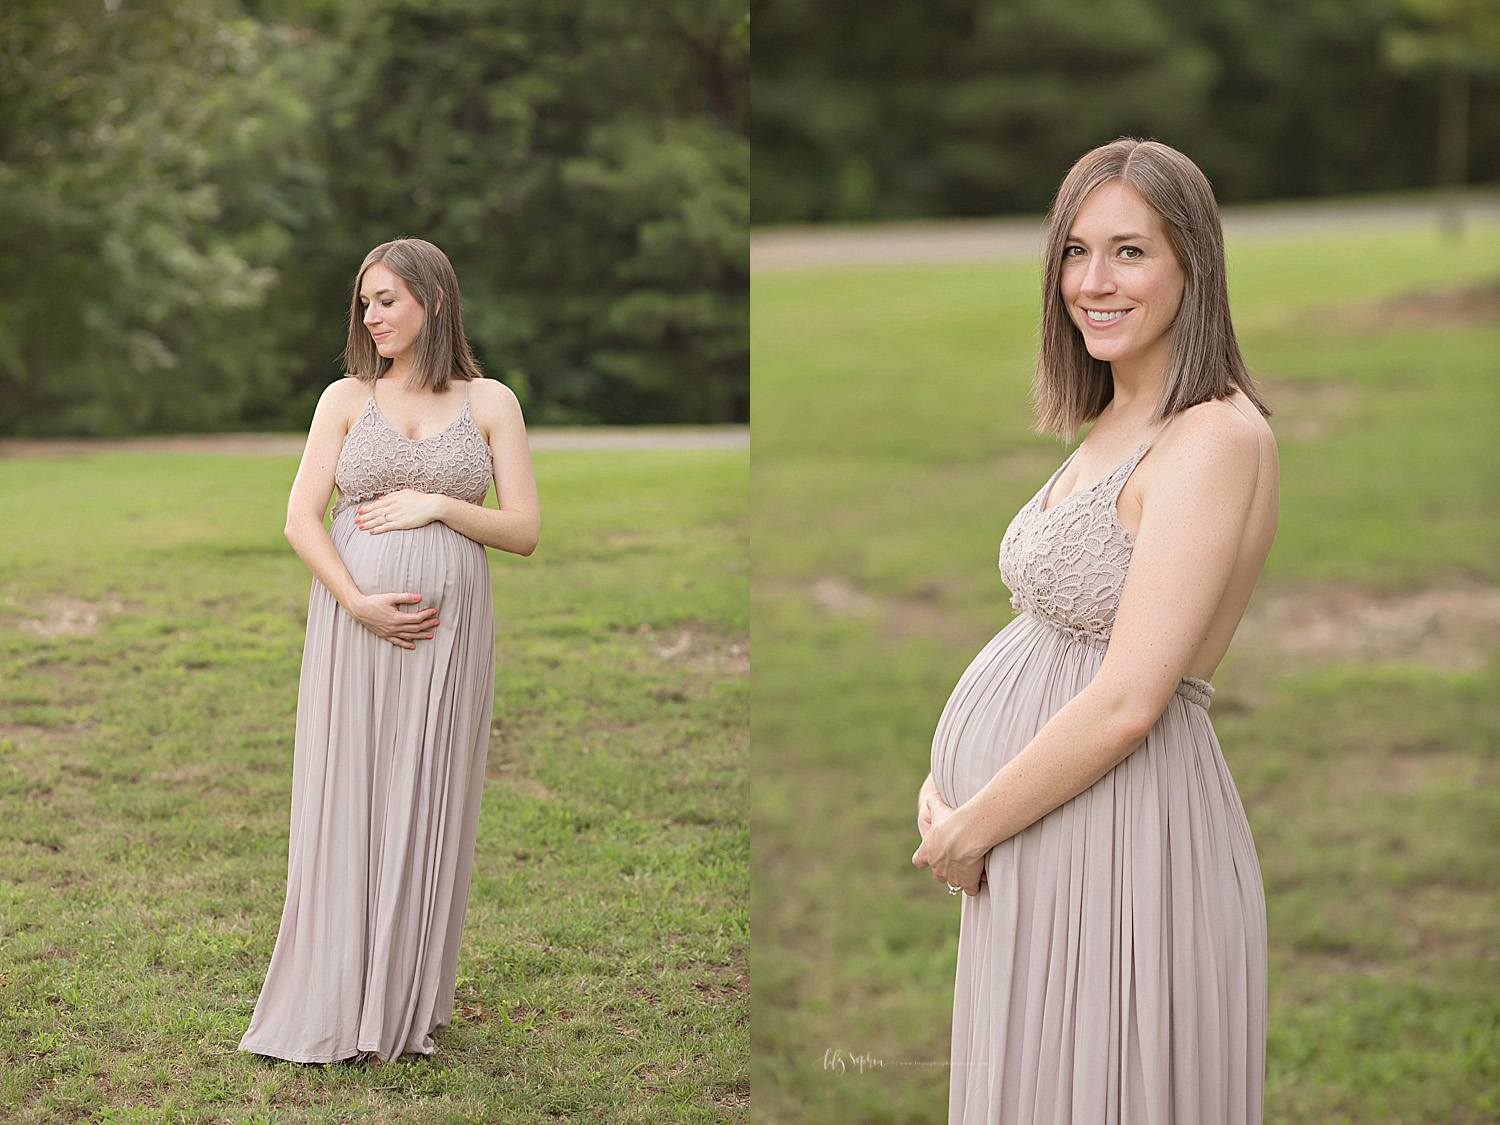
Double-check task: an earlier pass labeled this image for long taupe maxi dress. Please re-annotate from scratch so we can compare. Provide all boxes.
[240,382,497,1063]
[930,423,1266,1124]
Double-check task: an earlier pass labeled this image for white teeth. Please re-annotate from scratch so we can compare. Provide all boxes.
[1086,310,1128,322]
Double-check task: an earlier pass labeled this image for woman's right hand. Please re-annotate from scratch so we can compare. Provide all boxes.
[917,772,947,838]
[348,591,439,650]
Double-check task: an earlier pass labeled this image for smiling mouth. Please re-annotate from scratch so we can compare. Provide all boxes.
[1085,309,1130,323]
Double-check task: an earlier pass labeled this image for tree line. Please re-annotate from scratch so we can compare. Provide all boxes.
[1,0,747,435]
[752,0,1500,222]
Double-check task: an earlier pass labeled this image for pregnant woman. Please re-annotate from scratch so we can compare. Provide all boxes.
[240,238,540,1063]
[912,139,1278,1123]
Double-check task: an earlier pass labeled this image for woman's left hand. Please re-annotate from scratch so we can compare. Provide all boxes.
[356,490,448,534]
[912,796,988,895]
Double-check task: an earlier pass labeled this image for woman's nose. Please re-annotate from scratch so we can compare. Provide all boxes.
[1081,258,1116,295]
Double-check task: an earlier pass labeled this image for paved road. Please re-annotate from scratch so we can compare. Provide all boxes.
[0,425,748,459]
[752,192,1500,271]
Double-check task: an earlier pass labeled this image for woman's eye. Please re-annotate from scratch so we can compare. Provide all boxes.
[1063,246,1084,258]
[1119,246,1142,259]
[382,300,394,307]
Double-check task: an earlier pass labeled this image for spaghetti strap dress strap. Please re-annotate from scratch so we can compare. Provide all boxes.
[1102,415,1176,505]
[1224,396,1263,490]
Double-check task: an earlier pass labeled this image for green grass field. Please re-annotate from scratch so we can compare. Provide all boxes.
[751,216,1500,1123]
[0,448,748,1124]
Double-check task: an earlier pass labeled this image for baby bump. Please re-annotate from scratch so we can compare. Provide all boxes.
[330,508,491,620]
[930,613,1106,807]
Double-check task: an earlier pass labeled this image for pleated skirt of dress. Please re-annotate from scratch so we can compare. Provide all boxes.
[931,612,1266,1125]
[239,508,495,1063]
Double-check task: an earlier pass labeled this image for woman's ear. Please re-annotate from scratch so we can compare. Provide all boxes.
[434,287,444,316]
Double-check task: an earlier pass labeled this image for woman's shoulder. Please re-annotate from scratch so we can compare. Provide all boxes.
[465,377,529,449]
[1156,394,1276,485]
[466,376,524,418]
[319,373,369,402]
[312,374,371,422]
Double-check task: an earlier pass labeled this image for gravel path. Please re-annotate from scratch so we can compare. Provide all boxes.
[752,192,1500,271]
[0,425,748,459]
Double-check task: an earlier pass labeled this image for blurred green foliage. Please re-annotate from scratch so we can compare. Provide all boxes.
[0,0,748,435]
[751,0,1500,222]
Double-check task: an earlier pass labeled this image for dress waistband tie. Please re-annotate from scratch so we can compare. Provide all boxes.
[1013,606,1214,711]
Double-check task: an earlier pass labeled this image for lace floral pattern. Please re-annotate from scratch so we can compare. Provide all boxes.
[332,395,493,518]
[998,439,1215,706]
[998,444,1147,648]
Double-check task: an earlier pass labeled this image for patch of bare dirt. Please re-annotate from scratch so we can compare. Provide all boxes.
[1237,580,1500,670]
[1375,280,1500,327]
[800,575,995,650]
[1257,379,1360,441]
[1286,280,1500,338]
[634,623,750,676]
[692,966,748,1003]
[495,774,557,802]
[808,577,877,616]
[1,722,51,746]
[484,727,556,799]
[21,596,122,638]
[1379,752,1449,796]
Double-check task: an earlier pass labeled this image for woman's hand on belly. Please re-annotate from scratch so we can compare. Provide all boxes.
[356,490,448,534]
[917,772,945,838]
[348,590,439,651]
[913,798,989,896]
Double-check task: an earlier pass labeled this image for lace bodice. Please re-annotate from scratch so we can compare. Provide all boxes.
[332,389,493,518]
[999,426,1228,709]
[998,439,1153,649]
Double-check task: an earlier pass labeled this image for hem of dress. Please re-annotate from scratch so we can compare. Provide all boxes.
[1009,604,1214,710]
[238,1038,436,1065]
[238,1039,358,1065]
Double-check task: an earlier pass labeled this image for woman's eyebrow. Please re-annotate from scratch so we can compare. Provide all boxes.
[1065,231,1153,243]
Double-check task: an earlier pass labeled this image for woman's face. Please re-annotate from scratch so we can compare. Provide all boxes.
[1059,180,1185,379]
[359,262,426,362]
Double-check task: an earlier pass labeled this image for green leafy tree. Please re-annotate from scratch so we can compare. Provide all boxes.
[751,0,1500,222]
[302,0,749,424]
[0,0,324,435]
[1384,0,1500,230]
[0,0,748,434]
[753,0,1217,220]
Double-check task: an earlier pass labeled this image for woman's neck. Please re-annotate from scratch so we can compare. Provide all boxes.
[1103,350,1170,430]
[383,355,416,387]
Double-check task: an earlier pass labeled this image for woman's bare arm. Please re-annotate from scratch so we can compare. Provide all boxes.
[431,379,539,555]
[284,379,438,649]
[914,403,1264,892]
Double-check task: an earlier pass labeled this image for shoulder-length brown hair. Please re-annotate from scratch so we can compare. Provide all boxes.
[1034,138,1269,439]
[342,238,483,392]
